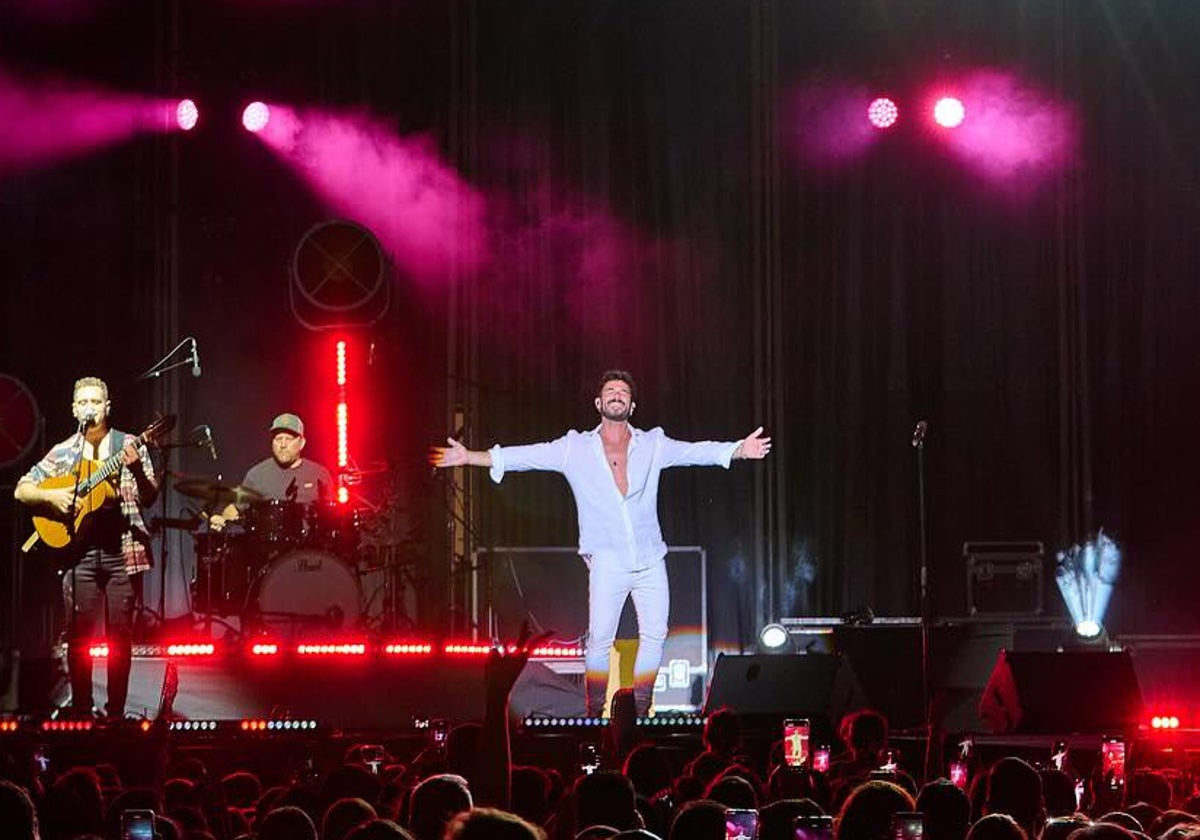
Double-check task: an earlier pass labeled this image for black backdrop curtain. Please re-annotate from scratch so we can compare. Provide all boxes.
[3,1,1200,653]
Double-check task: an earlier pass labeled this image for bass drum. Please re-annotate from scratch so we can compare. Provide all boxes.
[253,549,361,642]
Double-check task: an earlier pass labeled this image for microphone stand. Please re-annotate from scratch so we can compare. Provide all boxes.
[135,337,195,381]
[66,416,89,716]
[913,421,934,780]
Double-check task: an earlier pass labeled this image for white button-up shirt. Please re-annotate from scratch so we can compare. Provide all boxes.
[489,425,739,571]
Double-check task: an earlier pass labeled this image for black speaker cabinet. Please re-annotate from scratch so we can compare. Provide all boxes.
[978,649,1143,733]
[702,653,863,721]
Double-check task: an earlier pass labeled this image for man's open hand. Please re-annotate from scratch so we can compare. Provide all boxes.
[735,426,772,460]
[430,437,468,468]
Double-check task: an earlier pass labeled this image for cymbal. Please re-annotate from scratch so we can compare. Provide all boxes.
[341,463,387,477]
[149,514,202,532]
[174,478,264,507]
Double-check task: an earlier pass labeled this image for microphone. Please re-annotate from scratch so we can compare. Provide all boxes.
[203,425,218,461]
[78,407,97,430]
[190,338,202,378]
[911,420,928,448]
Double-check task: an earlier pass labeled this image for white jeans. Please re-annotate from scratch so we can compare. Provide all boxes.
[583,556,669,715]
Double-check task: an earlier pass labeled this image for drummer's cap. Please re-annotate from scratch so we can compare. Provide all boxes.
[270,413,305,436]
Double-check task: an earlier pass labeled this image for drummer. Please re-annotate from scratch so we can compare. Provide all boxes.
[209,413,334,531]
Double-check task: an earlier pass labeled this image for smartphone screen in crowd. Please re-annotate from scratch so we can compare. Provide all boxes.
[783,718,811,768]
[812,744,831,773]
[1051,740,1067,772]
[579,742,601,775]
[1101,736,1126,789]
[949,760,968,789]
[726,808,759,840]
[121,810,155,840]
[892,812,924,840]
[795,814,834,840]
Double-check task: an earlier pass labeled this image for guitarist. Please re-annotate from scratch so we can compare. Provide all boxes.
[13,376,158,720]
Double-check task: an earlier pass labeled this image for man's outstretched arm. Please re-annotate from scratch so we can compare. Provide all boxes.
[431,434,570,482]
[660,425,772,469]
[431,437,493,469]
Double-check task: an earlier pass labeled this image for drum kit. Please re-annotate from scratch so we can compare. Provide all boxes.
[174,476,407,642]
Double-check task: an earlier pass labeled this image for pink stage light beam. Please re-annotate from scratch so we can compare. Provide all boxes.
[0,69,192,176]
[936,70,1077,190]
[251,104,487,282]
[786,81,887,168]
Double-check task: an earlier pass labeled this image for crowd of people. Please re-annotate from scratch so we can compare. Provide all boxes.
[1,640,1198,840]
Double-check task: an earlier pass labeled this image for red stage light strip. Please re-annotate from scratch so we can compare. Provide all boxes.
[0,720,18,733]
[441,642,584,658]
[1151,715,1182,730]
[165,643,215,657]
[296,643,366,656]
[444,643,493,656]
[42,720,93,732]
[335,339,350,504]
[384,643,434,655]
[240,719,318,731]
[88,644,109,658]
[251,643,280,656]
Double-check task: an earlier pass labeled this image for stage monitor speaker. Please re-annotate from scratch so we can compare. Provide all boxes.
[978,649,1143,733]
[702,653,862,721]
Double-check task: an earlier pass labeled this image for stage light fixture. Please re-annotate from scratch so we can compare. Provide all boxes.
[242,101,270,133]
[934,97,966,128]
[1056,530,1121,647]
[1150,714,1181,730]
[176,99,198,131]
[384,643,434,655]
[757,623,794,654]
[296,643,366,656]
[867,97,899,129]
[445,643,493,656]
[165,643,215,657]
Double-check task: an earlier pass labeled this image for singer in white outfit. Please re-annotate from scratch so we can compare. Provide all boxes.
[432,370,771,715]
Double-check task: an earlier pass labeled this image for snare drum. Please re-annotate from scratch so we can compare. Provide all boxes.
[251,548,361,642]
[306,501,361,555]
[243,499,307,551]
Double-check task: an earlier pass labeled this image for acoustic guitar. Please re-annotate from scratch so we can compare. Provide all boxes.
[24,414,176,552]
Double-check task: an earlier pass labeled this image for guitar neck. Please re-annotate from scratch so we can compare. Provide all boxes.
[79,433,143,493]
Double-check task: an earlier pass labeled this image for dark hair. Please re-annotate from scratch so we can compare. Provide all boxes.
[703,706,743,755]
[917,779,973,840]
[848,710,889,753]
[444,808,544,840]
[597,370,636,401]
[836,780,915,840]
[0,781,37,840]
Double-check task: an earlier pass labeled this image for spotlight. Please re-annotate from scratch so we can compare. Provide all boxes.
[176,99,198,131]
[757,623,794,654]
[867,97,899,129]
[1056,530,1121,645]
[933,97,966,128]
[242,101,270,133]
